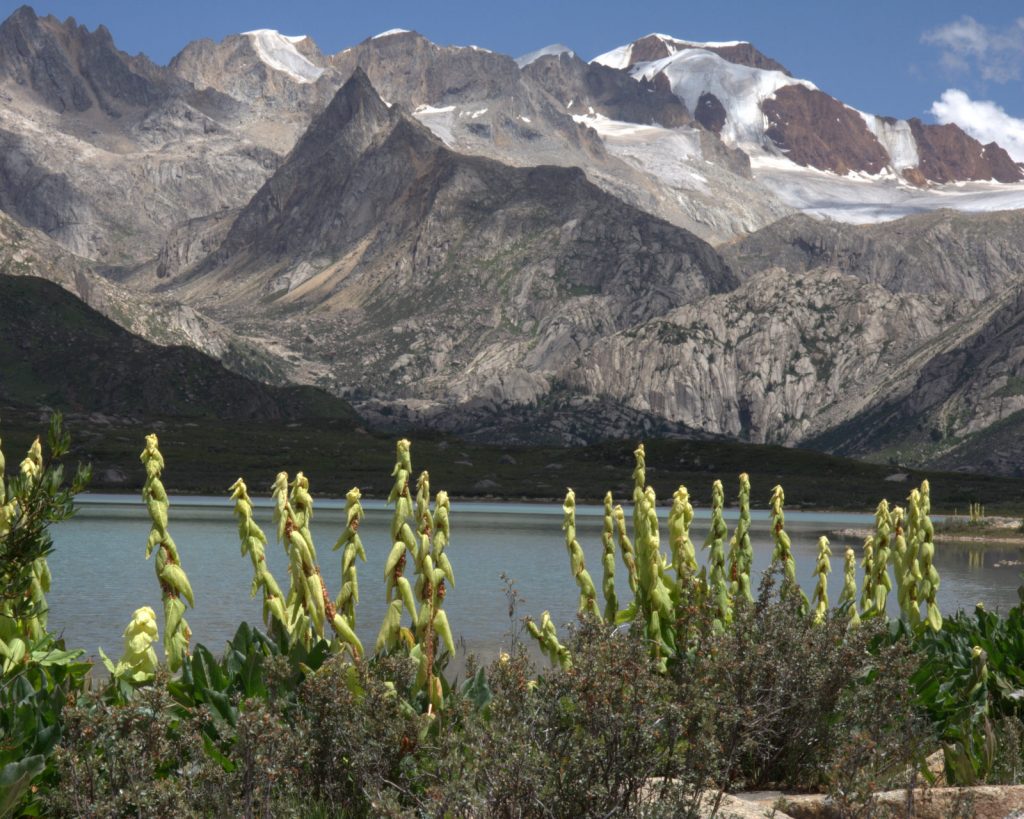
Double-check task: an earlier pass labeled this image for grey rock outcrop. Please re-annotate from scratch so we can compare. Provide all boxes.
[567,268,966,444]
[723,210,1024,301]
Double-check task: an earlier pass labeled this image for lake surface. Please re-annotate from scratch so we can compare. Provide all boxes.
[47,494,1024,664]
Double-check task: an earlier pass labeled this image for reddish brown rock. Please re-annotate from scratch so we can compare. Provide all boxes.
[902,167,928,186]
[982,141,1024,182]
[695,91,726,134]
[908,119,1024,183]
[704,42,791,75]
[763,85,888,175]
[629,34,673,64]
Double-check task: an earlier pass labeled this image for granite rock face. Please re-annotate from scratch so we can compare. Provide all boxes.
[0,7,283,262]
[723,210,1024,301]
[566,268,967,445]
[809,283,1024,476]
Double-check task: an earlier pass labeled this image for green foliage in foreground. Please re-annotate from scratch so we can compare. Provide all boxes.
[1,416,1024,815]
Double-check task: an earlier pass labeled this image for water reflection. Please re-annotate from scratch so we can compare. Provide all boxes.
[48,495,1024,667]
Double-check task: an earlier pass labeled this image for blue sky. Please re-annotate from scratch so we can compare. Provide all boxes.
[4,1,1023,156]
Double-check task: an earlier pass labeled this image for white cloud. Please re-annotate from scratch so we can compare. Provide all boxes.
[922,16,1024,83]
[930,89,1024,162]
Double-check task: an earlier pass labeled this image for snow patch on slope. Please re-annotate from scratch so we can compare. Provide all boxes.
[859,114,919,170]
[412,104,457,146]
[243,29,323,83]
[516,44,575,68]
[648,32,747,48]
[372,28,411,39]
[573,112,707,190]
[592,43,633,70]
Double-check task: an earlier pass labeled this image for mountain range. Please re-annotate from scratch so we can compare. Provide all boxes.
[1,5,1023,476]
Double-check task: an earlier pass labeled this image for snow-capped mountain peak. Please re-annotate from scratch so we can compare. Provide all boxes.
[593,33,750,70]
[589,33,1022,190]
[242,28,323,82]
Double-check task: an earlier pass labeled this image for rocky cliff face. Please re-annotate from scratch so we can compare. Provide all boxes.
[600,33,791,75]
[907,119,1023,184]
[0,5,169,114]
[0,208,291,385]
[520,51,690,128]
[806,283,1024,476]
[763,86,890,175]
[0,7,284,262]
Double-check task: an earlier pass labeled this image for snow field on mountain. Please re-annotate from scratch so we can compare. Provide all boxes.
[515,44,574,68]
[571,112,708,191]
[752,155,1024,223]
[243,29,323,83]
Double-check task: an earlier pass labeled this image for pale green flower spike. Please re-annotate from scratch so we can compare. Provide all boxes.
[637,484,676,671]
[141,434,192,672]
[333,487,367,626]
[771,484,808,613]
[273,471,318,647]
[378,443,417,655]
[631,443,646,548]
[704,479,731,631]
[563,488,601,620]
[868,500,893,615]
[15,437,50,640]
[377,443,457,712]
[812,536,832,625]
[101,606,159,683]
[377,447,457,711]
[668,485,697,580]
[526,611,571,671]
[859,538,875,614]
[230,478,287,631]
[613,503,639,595]
[601,492,618,622]
[915,480,942,631]
[889,505,915,623]
[839,547,861,628]
[19,436,42,482]
[274,470,362,656]
[728,473,754,604]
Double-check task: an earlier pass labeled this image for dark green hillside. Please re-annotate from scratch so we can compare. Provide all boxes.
[0,274,357,422]
[2,402,1022,514]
